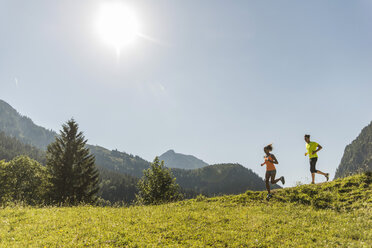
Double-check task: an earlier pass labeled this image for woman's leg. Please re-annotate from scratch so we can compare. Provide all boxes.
[270,171,281,184]
[265,171,271,194]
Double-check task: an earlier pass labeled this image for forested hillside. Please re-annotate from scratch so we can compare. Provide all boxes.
[335,121,372,178]
[88,145,150,177]
[172,163,278,195]
[0,131,139,204]
[98,168,138,204]
[0,132,46,163]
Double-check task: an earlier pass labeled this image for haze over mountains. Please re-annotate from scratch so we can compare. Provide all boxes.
[0,99,278,202]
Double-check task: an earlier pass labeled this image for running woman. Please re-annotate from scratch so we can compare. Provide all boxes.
[260,144,285,199]
[304,134,329,184]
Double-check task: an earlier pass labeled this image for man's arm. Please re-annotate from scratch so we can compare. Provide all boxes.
[312,144,323,155]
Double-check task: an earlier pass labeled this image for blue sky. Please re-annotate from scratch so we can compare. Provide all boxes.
[1,0,372,186]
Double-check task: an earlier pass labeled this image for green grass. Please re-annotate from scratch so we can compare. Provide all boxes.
[0,173,371,247]
[230,171,372,210]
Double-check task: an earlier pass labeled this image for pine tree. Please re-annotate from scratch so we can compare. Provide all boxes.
[136,156,182,205]
[46,119,99,205]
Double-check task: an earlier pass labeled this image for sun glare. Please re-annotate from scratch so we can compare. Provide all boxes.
[96,2,139,54]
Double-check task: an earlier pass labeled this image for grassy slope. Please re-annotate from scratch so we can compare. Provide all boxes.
[0,173,370,247]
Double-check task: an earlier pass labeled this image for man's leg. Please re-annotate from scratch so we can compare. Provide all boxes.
[316,170,326,176]
[311,173,315,184]
[316,170,329,181]
[312,157,329,180]
[310,158,317,184]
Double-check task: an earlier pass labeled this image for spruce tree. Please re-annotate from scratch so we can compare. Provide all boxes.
[46,119,99,205]
[136,156,182,205]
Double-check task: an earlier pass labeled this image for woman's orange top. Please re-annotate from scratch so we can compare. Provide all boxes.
[264,155,276,171]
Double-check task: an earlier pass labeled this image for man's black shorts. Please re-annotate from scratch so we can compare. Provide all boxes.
[310,157,318,173]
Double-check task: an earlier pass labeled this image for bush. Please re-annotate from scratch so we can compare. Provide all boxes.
[0,156,50,205]
[136,157,183,205]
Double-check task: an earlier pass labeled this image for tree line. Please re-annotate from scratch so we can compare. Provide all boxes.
[0,119,183,206]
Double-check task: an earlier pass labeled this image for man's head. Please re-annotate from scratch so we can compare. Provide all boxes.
[304,134,310,143]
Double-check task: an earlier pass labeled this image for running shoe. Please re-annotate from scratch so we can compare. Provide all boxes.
[280,176,285,185]
[266,193,272,200]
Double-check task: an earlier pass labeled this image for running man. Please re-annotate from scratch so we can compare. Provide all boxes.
[260,144,285,199]
[304,134,329,184]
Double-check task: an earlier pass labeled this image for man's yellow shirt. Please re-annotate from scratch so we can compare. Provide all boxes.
[306,141,319,159]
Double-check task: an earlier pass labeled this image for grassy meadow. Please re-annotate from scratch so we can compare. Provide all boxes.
[0,173,371,247]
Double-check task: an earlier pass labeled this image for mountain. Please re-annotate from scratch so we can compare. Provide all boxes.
[0,99,151,177]
[159,149,208,169]
[171,163,280,195]
[0,99,275,198]
[0,100,56,150]
[335,121,372,179]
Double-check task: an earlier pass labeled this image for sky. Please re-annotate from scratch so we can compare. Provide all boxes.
[1,0,372,186]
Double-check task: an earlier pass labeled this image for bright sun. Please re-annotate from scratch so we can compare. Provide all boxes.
[96,2,139,53]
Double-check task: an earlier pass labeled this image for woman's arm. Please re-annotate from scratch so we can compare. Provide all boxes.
[269,154,279,164]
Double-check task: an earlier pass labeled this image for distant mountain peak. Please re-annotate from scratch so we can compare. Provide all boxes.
[164,149,175,154]
[159,149,208,170]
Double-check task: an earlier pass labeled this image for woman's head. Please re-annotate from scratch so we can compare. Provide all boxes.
[264,144,273,153]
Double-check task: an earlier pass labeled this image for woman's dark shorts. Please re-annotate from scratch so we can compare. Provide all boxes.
[310,157,319,173]
[265,170,276,181]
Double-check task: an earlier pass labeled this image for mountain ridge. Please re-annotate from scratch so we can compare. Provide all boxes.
[0,99,56,149]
